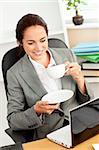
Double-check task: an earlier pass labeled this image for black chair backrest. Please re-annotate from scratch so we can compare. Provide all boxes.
[2,47,25,94]
[2,38,67,95]
[48,38,68,48]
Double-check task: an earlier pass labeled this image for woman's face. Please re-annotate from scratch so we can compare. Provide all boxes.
[22,25,48,61]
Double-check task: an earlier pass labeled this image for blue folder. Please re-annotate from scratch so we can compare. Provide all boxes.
[72,47,99,53]
[75,52,99,56]
[73,42,99,49]
[72,42,99,62]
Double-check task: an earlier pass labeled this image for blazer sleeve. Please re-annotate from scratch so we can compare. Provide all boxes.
[7,69,42,131]
[64,48,94,103]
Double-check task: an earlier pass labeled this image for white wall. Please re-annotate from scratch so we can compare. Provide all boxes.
[67,27,99,48]
[0,0,64,43]
[0,0,68,81]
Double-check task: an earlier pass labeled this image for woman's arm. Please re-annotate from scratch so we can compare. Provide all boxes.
[7,69,42,131]
[7,69,59,131]
[65,62,86,94]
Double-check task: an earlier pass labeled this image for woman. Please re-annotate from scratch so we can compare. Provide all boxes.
[7,14,93,142]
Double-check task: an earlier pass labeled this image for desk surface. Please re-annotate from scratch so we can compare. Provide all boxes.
[23,134,99,150]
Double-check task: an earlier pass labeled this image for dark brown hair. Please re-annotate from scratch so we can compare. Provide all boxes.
[16,14,48,44]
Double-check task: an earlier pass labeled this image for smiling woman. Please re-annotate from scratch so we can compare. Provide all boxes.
[3,13,93,144]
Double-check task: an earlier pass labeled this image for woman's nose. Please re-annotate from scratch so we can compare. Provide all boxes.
[35,43,42,50]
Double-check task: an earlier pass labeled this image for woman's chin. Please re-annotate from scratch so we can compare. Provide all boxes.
[30,54,42,61]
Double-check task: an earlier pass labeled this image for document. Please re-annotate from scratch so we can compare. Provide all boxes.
[92,144,99,150]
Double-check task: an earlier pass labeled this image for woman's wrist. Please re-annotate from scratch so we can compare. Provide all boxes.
[76,77,86,94]
[34,105,41,116]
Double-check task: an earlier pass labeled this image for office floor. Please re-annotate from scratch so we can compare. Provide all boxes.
[0,81,99,147]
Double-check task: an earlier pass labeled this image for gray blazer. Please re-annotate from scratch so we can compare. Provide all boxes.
[7,48,93,139]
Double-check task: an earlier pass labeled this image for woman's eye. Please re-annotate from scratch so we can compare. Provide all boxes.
[41,39,46,43]
[28,43,33,45]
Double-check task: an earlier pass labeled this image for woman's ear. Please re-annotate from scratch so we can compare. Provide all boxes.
[17,40,23,46]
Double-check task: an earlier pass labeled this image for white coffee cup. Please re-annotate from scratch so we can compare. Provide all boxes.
[46,64,66,79]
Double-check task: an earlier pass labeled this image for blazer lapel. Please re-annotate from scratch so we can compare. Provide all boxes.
[49,48,69,64]
[19,55,47,97]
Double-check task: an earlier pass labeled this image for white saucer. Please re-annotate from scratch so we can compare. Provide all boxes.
[41,89,74,104]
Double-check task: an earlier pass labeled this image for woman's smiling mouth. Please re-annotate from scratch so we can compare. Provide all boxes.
[33,50,43,56]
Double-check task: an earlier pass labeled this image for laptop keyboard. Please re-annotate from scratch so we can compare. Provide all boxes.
[47,125,71,147]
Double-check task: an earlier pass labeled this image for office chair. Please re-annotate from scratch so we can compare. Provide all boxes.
[2,38,68,143]
[2,47,25,96]
[48,38,68,48]
[2,47,30,143]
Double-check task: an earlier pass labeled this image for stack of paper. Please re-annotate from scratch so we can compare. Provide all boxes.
[82,62,99,70]
[72,42,99,77]
[72,42,99,63]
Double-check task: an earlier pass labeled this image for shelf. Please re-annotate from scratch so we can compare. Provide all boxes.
[66,23,99,30]
[85,77,99,83]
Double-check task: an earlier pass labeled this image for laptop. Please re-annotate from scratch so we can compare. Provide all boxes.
[47,98,99,148]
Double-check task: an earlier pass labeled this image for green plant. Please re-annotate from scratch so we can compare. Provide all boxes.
[65,0,86,16]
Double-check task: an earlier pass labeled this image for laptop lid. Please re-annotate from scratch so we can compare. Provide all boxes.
[70,98,99,147]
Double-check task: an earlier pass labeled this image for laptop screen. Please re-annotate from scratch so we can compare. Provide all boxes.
[70,98,99,146]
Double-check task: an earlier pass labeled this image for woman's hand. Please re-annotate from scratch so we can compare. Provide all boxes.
[65,62,83,81]
[65,61,86,94]
[34,101,60,115]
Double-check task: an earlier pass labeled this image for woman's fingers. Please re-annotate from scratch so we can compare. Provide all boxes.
[34,101,60,114]
[65,62,82,77]
[45,103,60,114]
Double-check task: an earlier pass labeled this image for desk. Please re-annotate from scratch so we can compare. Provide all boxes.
[23,134,99,150]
